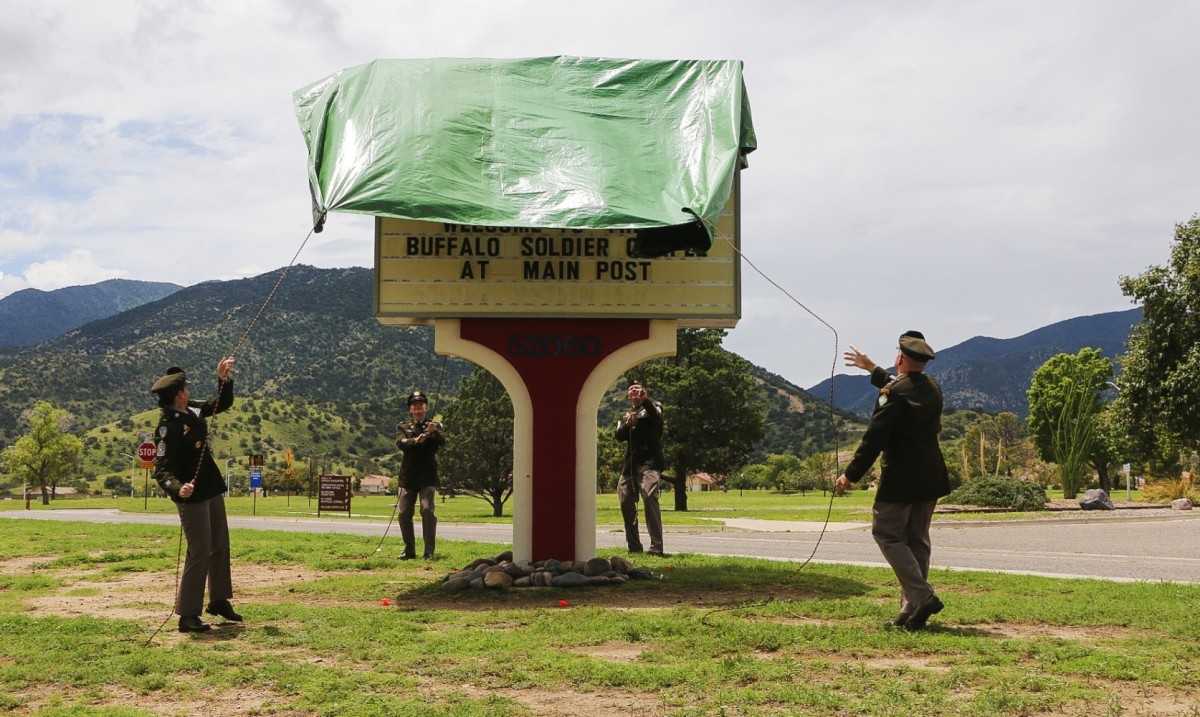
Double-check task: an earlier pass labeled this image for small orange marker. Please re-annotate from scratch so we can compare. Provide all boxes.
[558,599,568,608]
[381,598,390,606]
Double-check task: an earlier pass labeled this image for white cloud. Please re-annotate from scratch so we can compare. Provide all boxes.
[22,249,124,292]
[1,0,1197,387]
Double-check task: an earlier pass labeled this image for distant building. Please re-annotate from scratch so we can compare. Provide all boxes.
[359,474,391,495]
[685,472,723,492]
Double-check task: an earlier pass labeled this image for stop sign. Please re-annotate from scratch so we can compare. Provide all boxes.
[137,441,157,467]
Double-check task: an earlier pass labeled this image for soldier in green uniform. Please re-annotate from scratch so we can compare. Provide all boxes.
[150,357,242,633]
[395,390,445,560]
[616,382,666,556]
[835,331,950,631]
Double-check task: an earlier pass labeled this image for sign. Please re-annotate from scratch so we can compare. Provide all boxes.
[318,474,352,516]
[249,469,262,489]
[137,441,157,469]
[374,176,740,327]
[248,454,264,467]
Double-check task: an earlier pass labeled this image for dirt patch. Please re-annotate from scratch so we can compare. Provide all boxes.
[965,622,1143,641]
[19,562,341,625]
[8,684,278,716]
[418,674,666,716]
[568,641,646,662]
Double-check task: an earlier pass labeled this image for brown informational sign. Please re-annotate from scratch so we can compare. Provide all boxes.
[374,176,740,327]
[317,474,352,516]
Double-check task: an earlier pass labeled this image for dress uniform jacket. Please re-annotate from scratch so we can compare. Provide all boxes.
[152,380,234,503]
[396,421,446,491]
[844,367,949,503]
[616,400,665,474]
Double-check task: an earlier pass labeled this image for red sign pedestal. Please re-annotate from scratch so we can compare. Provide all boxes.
[437,317,676,562]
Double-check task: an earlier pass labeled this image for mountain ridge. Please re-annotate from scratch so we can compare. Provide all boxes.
[0,278,182,348]
[808,307,1142,417]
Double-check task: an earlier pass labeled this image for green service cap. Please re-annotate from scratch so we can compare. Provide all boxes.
[899,331,935,362]
[150,367,187,394]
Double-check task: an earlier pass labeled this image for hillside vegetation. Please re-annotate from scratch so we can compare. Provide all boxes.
[1,266,851,486]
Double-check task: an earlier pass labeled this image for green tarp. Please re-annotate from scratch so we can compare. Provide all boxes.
[294,56,755,256]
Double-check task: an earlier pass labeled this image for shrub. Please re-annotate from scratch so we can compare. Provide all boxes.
[945,475,1047,511]
[1142,474,1200,504]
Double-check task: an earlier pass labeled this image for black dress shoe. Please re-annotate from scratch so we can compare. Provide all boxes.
[886,612,913,628]
[422,554,435,560]
[905,595,944,631]
[646,549,667,558]
[398,553,417,561]
[178,615,212,633]
[205,600,243,622]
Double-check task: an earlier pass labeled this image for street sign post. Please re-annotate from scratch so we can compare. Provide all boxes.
[137,442,157,469]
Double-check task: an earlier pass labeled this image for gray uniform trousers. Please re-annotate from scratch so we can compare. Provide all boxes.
[398,485,438,558]
[871,499,938,614]
[617,469,664,554]
[175,494,232,617]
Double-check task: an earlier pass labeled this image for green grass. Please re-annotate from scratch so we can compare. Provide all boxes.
[0,518,1196,716]
[9,488,873,525]
[7,486,1153,527]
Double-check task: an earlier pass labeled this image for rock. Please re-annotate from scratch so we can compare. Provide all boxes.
[495,550,514,563]
[584,557,612,576]
[483,571,513,589]
[1079,489,1115,511]
[469,578,485,590]
[551,572,590,588]
[513,577,531,587]
[1171,498,1194,511]
[466,557,497,571]
[628,568,654,580]
[587,575,612,585]
[542,559,565,574]
[609,555,635,573]
[441,577,471,592]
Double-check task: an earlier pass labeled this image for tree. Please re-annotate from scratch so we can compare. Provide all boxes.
[761,453,804,492]
[622,329,766,511]
[1,402,83,505]
[956,412,1033,480]
[802,450,839,495]
[1027,349,1116,495]
[439,367,514,517]
[1116,216,1200,465]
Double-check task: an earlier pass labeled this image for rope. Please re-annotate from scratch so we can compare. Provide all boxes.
[149,214,325,643]
[371,354,450,557]
[693,220,846,626]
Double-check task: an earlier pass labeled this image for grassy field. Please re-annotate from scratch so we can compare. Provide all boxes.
[0,515,1196,716]
[6,486,1148,526]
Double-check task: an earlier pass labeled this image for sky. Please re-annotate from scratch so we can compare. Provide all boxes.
[3,1,1197,389]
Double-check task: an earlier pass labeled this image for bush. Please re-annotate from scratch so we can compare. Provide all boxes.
[945,475,1047,511]
[1142,475,1200,504]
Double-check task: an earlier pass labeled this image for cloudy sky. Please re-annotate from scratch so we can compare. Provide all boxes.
[3,1,1196,389]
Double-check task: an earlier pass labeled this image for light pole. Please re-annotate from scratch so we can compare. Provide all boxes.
[1103,382,1132,500]
[119,453,137,499]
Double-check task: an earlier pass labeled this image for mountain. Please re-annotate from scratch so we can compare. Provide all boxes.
[0,279,182,347]
[0,266,474,449]
[807,308,1143,418]
[0,266,847,468]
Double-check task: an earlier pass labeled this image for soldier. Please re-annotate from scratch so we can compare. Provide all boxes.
[616,382,666,556]
[150,357,242,633]
[395,390,445,560]
[836,331,951,631]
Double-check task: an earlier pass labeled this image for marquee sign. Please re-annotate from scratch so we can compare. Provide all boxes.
[374,179,740,327]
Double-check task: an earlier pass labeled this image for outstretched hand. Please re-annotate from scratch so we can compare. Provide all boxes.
[217,356,235,381]
[843,345,877,373]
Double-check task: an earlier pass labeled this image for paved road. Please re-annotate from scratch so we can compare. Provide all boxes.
[4,509,1198,583]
